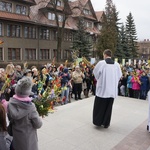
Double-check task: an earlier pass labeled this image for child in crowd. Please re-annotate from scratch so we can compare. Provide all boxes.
[7,77,43,150]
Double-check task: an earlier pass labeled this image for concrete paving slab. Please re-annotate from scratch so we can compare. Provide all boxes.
[38,96,149,150]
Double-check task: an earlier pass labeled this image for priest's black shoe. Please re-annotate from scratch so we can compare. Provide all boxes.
[104,125,110,128]
[147,125,149,131]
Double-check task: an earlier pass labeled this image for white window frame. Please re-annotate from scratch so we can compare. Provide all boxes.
[83,9,91,15]
[58,14,63,22]
[57,0,61,6]
[48,12,55,20]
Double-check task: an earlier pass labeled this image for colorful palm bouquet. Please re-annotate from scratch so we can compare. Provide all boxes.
[32,75,62,117]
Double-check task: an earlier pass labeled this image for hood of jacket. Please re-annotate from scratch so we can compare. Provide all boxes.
[8,97,36,120]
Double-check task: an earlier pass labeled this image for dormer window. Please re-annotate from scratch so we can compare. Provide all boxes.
[83,9,91,15]
[16,5,27,15]
[57,0,61,6]
[58,15,63,22]
[98,24,102,30]
[48,12,55,20]
[48,12,63,22]
[86,21,93,28]
[49,0,62,6]
[0,1,12,12]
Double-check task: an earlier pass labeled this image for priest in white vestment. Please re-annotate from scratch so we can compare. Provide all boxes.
[93,49,122,128]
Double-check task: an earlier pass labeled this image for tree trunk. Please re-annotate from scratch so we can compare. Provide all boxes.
[57,28,63,62]
[57,36,62,62]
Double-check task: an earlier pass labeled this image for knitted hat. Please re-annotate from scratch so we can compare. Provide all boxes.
[63,68,68,73]
[15,77,33,98]
[24,69,32,76]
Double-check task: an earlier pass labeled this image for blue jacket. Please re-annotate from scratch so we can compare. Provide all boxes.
[127,75,132,88]
[61,73,70,86]
[140,75,149,91]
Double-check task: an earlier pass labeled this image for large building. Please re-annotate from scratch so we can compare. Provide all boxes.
[0,0,103,67]
[138,39,150,60]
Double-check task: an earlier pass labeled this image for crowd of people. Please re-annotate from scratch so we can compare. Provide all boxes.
[1,60,150,105]
[0,61,97,150]
[0,62,96,105]
[119,61,150,100]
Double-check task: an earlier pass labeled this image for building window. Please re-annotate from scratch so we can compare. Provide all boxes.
[51,30,57,40]
[64,32,67,41]
[58,15,63,22]
[40,49,50,60]
[0,48,3,61]
[57,0,61,6]
[69,32,73,41]
[16,5,27,15]
[83,9,91,15]
[52,49,57,58]
[49,0,62,6]
[48,12,55,20]
[7,24,21,37]
[0,23,2,36]
[86,22,93,28]
[98,24,102,30]
[8,48,20,60]
[64,32,69,41]
[64,32,73,41]
[24,26,36,39]
[64,50,68,59]
[48,12,63,22]
[25,49,36,60]
[40,28,49,40]
[0,1,12,12]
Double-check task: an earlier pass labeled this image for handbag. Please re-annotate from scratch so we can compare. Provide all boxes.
[7,120,13,136]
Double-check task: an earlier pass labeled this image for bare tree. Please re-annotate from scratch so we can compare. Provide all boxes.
[49,0,72,61]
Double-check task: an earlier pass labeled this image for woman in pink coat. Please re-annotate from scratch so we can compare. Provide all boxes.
[131,72,141,99]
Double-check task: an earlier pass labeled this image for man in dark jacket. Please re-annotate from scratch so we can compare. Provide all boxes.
[140,71,149,100]
[60,68,71,104]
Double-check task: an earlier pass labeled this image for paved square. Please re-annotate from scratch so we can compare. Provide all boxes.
[38,96,149,150]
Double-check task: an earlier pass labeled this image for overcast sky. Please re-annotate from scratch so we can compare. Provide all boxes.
[91,0,150,41]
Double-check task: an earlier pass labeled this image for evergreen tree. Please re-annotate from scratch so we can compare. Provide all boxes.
[114,24,127,61]
[120,24,128,59]
[96,0,120,59]
[71,17,92,58]
[125,12,138,59]
[114,29,123,62]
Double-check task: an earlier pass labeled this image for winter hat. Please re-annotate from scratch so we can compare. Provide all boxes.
[15,77,33,98]
[63,68,68,73]
[24,69,32,76]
